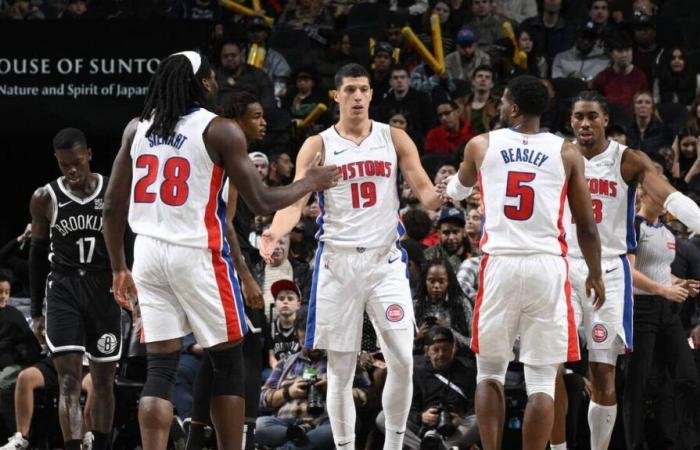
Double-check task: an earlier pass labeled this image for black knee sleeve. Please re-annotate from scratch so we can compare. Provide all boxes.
[142,352,180,401]
[207,344,244,397]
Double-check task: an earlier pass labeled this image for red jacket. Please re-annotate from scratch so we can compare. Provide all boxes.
[424,120,477,155]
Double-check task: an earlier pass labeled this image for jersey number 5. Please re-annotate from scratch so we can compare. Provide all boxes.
[351,182,377,208]
[504,171,536,221]
[134,155,191,206]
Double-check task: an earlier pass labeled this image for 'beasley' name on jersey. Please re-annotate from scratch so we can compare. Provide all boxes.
[500,147,550,167]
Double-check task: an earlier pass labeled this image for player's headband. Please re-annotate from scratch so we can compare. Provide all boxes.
[171,51,201,74]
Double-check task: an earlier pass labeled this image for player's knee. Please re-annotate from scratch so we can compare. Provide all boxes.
[476,356,508,386]
[142,352,180,401]
[380,329,413,371]
[57,368,82,396]
[208,343,244,397]
[524,364,558,399]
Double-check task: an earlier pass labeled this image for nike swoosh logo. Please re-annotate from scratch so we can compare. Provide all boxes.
[388,256,399,264]
[334,149,349,155]
[605,267,618,274]
[338,441,352,446]
[395,430,405,435]
[58,201,72,207]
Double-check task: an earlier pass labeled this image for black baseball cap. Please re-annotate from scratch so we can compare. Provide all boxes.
[437,207,466,226]
[425,326,455,345]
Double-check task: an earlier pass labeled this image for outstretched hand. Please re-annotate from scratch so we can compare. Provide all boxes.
[259,229,279,264]
[304,152,341,192]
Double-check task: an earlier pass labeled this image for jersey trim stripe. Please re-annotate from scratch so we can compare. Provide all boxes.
[477,172,489,249]
[625,187,637,252]
[45,183,59,227]
[205,166,245,341]
[315,191,325,240]
[305,242,324,349]
[557,181,569,256]
[470,253,490,354]
[620,254,634,351]
[563,259,579,361]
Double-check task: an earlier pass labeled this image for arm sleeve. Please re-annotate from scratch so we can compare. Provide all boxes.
[28,237,50,318]
[664,191,700,234]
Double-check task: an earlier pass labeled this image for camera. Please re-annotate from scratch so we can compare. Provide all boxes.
[424,316,438,327]
[302,367,325,416]
[420,403,456,450]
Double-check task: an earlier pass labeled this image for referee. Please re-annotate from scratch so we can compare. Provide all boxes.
[623,186,700,449]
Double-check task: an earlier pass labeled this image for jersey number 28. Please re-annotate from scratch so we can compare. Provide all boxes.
[134,155,191,206]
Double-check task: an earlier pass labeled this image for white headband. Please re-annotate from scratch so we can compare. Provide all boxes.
[171,51,202,74]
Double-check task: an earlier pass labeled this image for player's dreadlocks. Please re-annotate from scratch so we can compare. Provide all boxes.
[140,53,212,138]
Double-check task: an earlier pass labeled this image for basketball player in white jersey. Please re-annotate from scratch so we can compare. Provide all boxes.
[259,63,443,450]
[441,75,605,450]
[550,90,700,450]
[102,51,339,450]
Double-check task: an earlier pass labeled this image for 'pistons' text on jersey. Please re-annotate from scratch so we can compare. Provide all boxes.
[318,122,401,248]
[45,175,111,270]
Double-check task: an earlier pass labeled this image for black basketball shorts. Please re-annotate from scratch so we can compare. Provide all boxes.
[45,270,122,362]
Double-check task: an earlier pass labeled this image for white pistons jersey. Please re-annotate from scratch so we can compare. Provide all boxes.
[317,121,401,248]
[566,140,635,258]
[128,108,226,250]
[480,128,568,256]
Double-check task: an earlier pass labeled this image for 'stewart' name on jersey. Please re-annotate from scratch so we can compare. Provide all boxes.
[45,174,111,270]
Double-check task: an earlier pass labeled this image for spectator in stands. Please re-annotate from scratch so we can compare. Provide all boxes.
[588,0,615,47]
[607,123,627,145]
[424,207,471,273]
[378,326,477,449]
[687,97,700,131]
[0,225,30,298]
[254,233,312,314]
[0,0,44,19]
[215,41,276,110]
[592,32,648,113]
[494,0,537,24]
[672,127,700,193]
[59,0,85,19]
[463,65,499,133]
[413,261,472,352]
[378,65,436,139]
[433,163,457,187]
[388,0,429,18]
[170,0,220,20]
[317,31,358,89]
[467,0,507,49]
[626,91,672,155]
[267,151,295,186]
[267,279,302,370]
[245,16,292,103]
[387,15,421,71]
[445,26,491,82]
[464,206,481,254]
[425,100,477,155]
[0,271,40,377]
[521,0,576,69]
[417,0,457,56]
[256,312,371,449]
[248,151,269,182]
[551,21,609,83]
[277,0,334,46]
[516,27,547,78]
[654,47,700,107]
[631,12,661,88]
[368,42,394,109]
[0,357,94,450]
[281,67,327,121]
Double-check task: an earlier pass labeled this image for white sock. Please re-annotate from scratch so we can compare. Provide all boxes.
[550,442,567,450]
[588,401,616,450]
[326,351,358,449]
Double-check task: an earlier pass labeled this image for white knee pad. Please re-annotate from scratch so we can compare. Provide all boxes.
[588,348,619,366]
[476,356,508,386]
[524,364,558,399]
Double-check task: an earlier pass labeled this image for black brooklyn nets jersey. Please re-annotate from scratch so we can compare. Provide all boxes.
[45,174,111,271]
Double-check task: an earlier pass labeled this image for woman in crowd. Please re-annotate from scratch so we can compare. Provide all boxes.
[517,27,547,79]
[413,259,472,354]
[654,47,699,107]
[626,91,672,155]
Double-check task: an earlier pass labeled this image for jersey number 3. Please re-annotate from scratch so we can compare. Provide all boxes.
[134,155,191,206]
[504,171,535,221]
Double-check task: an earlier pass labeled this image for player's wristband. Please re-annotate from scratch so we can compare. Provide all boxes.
[445,175,473,201]
[664,191,700,233]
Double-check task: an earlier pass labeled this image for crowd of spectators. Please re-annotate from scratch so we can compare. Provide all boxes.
[1,0,700,448]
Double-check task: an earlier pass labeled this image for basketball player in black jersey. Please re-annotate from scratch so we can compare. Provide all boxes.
[28,128,119,450]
